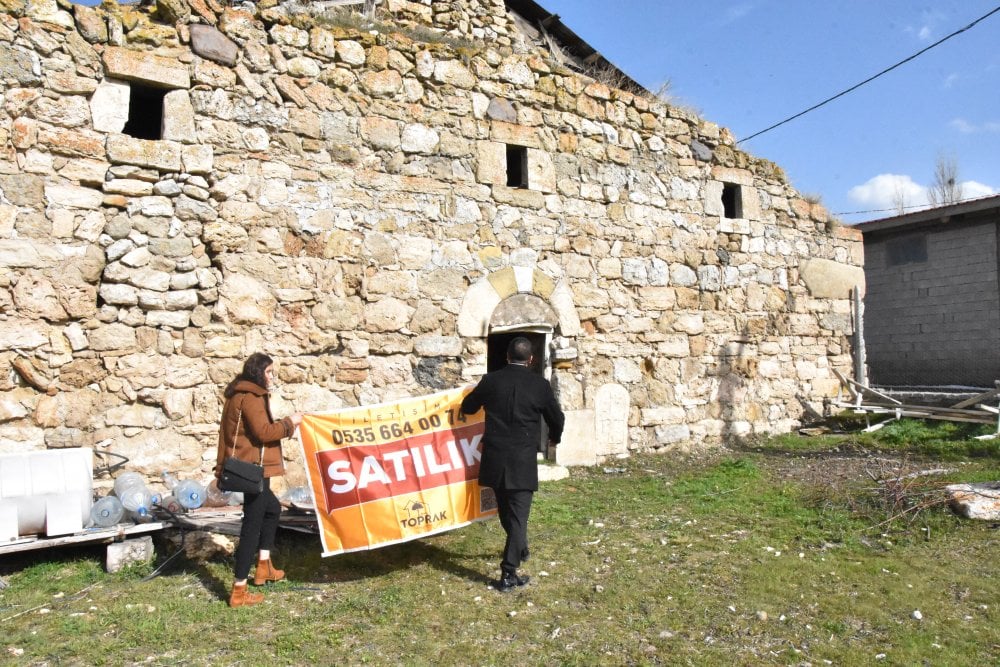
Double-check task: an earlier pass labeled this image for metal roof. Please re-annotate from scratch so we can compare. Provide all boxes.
[855,194,1000,234]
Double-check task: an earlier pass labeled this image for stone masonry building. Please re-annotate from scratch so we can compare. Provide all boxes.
[0,0,864,490]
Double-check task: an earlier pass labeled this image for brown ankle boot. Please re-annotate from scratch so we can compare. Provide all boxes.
[253,558,285,586]
[229,582,263,608]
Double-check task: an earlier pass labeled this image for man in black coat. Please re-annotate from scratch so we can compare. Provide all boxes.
[461,336,565,592]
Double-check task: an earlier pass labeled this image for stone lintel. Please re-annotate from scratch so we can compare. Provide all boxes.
[103,46,191,89]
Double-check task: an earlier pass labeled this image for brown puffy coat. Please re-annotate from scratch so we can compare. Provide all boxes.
[215,380,294,479]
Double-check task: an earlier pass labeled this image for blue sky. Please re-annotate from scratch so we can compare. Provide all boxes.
[538,0,1000,223]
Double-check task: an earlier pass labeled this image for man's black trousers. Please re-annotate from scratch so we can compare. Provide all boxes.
[493,487,533,576]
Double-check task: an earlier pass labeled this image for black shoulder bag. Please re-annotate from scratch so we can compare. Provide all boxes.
[219,405,265,494]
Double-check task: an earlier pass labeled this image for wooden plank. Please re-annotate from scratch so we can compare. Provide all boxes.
[832,368,859,402]
[951,388,1000,410]
[0,521,169,556]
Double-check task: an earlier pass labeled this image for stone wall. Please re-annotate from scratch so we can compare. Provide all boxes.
[0,0,863,489]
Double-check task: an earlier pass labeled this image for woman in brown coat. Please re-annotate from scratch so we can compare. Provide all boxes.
[216,353,302,608]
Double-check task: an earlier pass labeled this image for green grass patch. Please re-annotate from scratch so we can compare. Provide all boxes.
[2,436,999,664]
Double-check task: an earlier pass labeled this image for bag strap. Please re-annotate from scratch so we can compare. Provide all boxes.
[228,397,264,466]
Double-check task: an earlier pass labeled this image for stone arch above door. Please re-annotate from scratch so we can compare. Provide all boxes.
[457,267,581,337]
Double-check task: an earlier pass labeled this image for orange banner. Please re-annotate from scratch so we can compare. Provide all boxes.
[297,386,496,556]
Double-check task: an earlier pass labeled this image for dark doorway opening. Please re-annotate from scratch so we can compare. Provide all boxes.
[486,331,546,373]
[123,83,167,140]
[486,330,552,456]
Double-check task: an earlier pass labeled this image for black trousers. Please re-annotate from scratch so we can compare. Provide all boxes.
[234,477,281,580]
[493,487,533,576]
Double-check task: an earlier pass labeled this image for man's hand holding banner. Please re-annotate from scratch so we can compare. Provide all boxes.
[297,386,496,557]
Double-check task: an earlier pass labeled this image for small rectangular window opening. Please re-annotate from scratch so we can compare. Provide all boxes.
[123,83,167,140]
[721,183,742,219]
[886,234,928,266]
[506,145,528,189]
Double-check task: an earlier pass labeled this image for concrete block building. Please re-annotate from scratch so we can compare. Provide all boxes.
[859,194,1000,388]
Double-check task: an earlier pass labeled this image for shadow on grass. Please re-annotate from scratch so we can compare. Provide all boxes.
[263,529,498,589]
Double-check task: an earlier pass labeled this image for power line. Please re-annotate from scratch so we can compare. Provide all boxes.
[834,192,1000,218]
[737,5,1000,144]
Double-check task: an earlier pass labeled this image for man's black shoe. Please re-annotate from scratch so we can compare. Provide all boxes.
[492,574,530,592]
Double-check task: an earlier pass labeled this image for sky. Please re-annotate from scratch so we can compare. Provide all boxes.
[538,0,1000,223]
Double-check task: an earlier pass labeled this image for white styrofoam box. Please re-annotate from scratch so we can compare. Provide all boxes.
[0,500,18,542]
[0,455,28,498]
[7,496,46,535]
[0,448,94,537]
[46,493,84,536]
[30,455,64,495]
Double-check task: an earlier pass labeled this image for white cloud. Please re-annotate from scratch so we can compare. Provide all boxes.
[723,3,753,24]
[950,118,977,133]
[950,117,1000,134]
[848,174,928,211]
[918,25,932,40]
[848,173,998,213]
[962,180,999,199]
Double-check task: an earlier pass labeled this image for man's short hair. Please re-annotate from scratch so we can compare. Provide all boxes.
[507,337,533,363]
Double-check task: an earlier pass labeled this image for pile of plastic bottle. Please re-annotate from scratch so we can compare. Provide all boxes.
[162,472,206,512]
[89,471,212,528]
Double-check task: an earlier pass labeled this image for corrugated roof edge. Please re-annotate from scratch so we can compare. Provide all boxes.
[855,193,1000,234]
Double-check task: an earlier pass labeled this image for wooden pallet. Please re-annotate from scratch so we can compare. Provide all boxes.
[832,369,1000,438]
[171,506,319,536]
[0,521,170,556]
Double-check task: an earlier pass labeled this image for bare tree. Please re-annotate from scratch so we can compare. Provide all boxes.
[927,154,963,207]
[892,181,907,214]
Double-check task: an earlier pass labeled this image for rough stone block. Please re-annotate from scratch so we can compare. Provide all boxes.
[475,141,506,186]
[946,483,1000,520]
[162,90,197,143]
[106,536,154,573]
[107,135,182,172]
[102,46,190,89]
[190,24,237,66]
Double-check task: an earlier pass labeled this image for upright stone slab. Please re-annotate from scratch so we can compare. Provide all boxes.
[556,408,596,466]
[595,384,629,459]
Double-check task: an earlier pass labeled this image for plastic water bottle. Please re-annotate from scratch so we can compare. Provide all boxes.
[285,486,313,507]
[174,479,206,510]
[90,496,124,528]
[159,494,182,513]
[113,471,145,497]
[205,481,230,508]
[118,484,153,519]
[162,471,179,492]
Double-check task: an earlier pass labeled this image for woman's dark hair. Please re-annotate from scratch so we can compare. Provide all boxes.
[224,352,273,397]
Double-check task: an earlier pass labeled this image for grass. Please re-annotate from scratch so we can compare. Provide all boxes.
[3,419,1000,665]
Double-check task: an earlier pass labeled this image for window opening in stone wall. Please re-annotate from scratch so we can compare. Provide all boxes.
[122,84,167,140]
[886,233,928,266]
[506,145,528,188]
[721,183,743,219]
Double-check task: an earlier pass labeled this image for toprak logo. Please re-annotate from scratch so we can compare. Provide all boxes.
[399,499,447,528]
